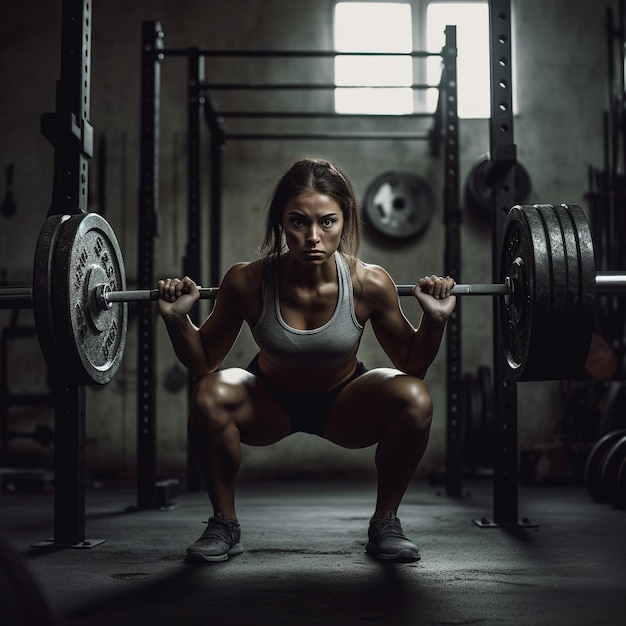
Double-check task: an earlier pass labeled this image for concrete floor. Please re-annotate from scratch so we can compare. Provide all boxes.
[1,477,626,626]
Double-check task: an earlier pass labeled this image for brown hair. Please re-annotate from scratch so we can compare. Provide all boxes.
[261,158,362,268]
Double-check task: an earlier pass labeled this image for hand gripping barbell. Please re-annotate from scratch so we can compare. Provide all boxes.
[1,204,625,385]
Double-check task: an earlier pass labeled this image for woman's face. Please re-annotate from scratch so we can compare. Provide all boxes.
[281,192,344,266]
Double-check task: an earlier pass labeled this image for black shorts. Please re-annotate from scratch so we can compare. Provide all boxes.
[245,354,368,437]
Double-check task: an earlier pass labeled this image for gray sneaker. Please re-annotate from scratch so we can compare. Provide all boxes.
[186,514,244,562]
[366,511,420,562]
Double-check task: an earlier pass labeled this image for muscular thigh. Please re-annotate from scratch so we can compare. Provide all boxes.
[323,368,429,448]
[197,368,292,446]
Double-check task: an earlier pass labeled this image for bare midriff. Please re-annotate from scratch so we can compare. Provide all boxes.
[256,348,359,392]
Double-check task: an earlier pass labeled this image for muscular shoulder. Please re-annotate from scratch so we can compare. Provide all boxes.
[221,260,263,292]
[350,258,399,319]
[219,260,264,321]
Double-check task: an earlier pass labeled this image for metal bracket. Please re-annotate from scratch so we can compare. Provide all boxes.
[40,112,93,159]
[485,143,517,187]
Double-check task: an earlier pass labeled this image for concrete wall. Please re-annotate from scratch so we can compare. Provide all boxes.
[0,0,615,481]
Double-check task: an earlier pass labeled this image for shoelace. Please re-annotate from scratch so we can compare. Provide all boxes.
[374,516,407,540]
[200,517,236,541]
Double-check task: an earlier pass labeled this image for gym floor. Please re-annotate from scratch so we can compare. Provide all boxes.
[1,477,625,626]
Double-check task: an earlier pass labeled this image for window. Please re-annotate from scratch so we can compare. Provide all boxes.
[333,1,496,119]
[426,2,490,118]
[334,2,413,115]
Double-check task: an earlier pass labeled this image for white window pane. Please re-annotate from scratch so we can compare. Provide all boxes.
[334,3,412,52]
[427,2,491,119]
[334,2,413,114]
[335,56,412,86]
[335,87,413,115]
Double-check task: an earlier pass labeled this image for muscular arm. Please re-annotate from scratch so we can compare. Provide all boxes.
[158,264,250,377]
[361,264,455,378]
[401,308,449,378]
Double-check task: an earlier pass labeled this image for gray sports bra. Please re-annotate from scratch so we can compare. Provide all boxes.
[251,253,364,370]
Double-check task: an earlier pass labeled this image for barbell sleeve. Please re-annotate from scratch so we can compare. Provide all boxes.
[595,271,626,295]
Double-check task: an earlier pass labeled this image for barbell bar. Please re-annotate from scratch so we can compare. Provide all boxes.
[100,273,626,304]
[1,273,625,309]
[100,281,513,305]
[0,286,33,309]
[0,281,512,309]
[4,273,626,309]
[1,203,625,385]
[0,280,517,308]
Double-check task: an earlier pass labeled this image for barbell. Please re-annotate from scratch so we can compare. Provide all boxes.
[1,203,625,386]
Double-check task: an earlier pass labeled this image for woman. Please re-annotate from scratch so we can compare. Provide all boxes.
[158,158,456,563]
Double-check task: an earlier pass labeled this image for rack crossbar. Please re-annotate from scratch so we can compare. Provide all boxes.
[162,49,441,59]
[218,111,436,119]
[223,132,432,141]
[201,82,438,91]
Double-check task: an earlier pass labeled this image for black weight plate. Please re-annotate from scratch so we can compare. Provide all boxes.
[32,214,68,380]
[51,213,128,385]
[499,205,552,381]
[535,205,567,322]
[363,170,434,239]
[562,203,596,363]
[544,204,596,380]
[462,373,483,468]
[600,435,626,505]
[535,204,590,380]
[552,204,581,314]
[584,429,626,502]
[465,154,531,218]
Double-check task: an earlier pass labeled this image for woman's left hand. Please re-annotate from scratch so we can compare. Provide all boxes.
[413,275,457,319]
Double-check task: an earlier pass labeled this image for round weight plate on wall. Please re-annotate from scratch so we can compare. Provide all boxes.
[363,170,434,239]
[465,154,531,218]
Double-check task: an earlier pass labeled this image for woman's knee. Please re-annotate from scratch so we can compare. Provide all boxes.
[189,373,242,431]
[393,377,433,433]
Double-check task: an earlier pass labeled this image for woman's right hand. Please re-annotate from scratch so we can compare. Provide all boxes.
[157,276,199,317]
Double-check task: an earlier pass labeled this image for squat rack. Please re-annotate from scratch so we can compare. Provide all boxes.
[137,21,463,507]
[474,0,533,529]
